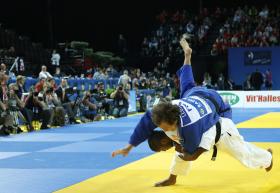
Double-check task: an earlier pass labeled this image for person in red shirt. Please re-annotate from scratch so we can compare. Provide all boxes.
[35,77,46,93]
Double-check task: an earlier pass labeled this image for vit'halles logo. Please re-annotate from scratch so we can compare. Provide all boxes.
[219,92,240,105]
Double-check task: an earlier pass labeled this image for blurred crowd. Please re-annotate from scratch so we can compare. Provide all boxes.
[211,6,280,55]
[141,8,216,57]
[202,68,273,90]
[0,62,179,136]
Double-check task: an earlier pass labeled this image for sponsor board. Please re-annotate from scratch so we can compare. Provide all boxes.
[218,91,280,108]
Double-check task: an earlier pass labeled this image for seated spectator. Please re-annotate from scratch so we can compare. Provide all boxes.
[39,65,53,80]
[106,64,118,78]
[45,78,57,91]
[118,70,131,89]
[53,67,62,78]
[15,75,26,100]
[0,63,8,75]
[55,78,79,124]
[139,79,148,89]
[93,68,103,79]
[35,77,46,93]
[110,84,129,118]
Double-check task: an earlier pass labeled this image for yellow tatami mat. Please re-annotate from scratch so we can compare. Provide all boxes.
[55,143,279,193]
[237,112,280,128]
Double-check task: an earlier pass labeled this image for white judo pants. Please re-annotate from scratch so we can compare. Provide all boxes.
[170,117,272,176]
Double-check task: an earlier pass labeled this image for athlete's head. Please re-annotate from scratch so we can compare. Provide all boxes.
[148,130,174,152]
[151,102,180,132]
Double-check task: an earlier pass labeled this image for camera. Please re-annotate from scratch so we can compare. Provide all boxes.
[65,87,79,95]
[32,91,39,97]
[118,86,123,91]
[46,87,54,94]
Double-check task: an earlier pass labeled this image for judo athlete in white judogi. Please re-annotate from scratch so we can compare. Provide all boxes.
[112,39,273,187]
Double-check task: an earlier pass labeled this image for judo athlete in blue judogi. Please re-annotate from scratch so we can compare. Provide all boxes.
[112,39,273,187]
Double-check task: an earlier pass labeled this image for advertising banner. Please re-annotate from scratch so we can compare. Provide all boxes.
[218,91,280,108]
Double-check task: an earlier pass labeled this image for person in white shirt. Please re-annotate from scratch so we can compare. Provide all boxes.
[39,65,53,80]
[118,70,131,89]
[51,50,61,66]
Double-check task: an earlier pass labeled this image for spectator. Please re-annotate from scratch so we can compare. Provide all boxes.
[15,75,26,100]
[56,78,79,124]
[250,69,264,90]
[0,63,8,75]
[106,64,117,78]
[35,77,46,93]
[259,6,269,19]
[202,72,213,88]
[139,79,148,89]
[161,79,172,98]
[118,70,131,89]
[53,67,62,78]
[93,68,107,80]
[186,21,194,34]
[110,84,129,118]
[217,73,225,90]
[210,44,219,56]
[243,74,252,90]
[264,69,272,90]
[51,50,61,66]
[39,65,53,80]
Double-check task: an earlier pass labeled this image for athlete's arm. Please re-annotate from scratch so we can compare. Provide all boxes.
[112,111,157,157]
[180,38,192,65]
[177,39,196,98]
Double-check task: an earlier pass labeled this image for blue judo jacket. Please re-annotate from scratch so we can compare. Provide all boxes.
[129,65,232,154]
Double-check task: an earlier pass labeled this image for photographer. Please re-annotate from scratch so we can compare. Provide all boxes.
[81,91,102,121]
[7,84,25,133]
[44,87,65,126]
[24,88,52,130]
[94,82,111,116]
[0,73,14,135]
[110,84,129,118]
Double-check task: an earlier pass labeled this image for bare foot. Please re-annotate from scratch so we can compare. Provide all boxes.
[265,148,273,172]
[180,38,189,49]
[179,39,192,55]
[154,175,177,187]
